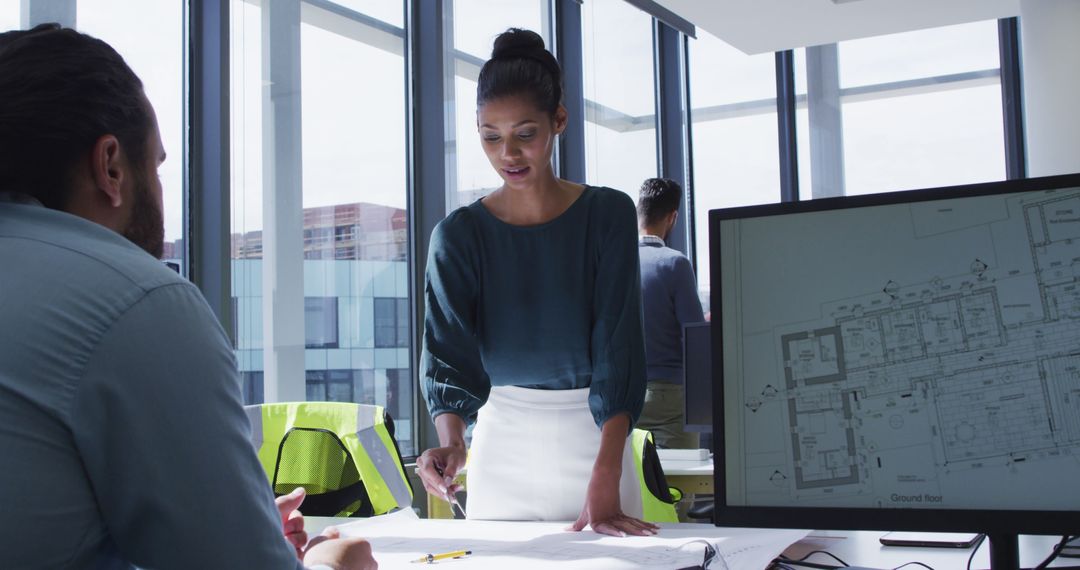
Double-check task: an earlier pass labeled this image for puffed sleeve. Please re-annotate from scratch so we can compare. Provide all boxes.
[587,191,647,429]
[420,211,490,425]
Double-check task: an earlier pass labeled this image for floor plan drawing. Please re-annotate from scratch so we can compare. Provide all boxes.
[730,188,1080,511]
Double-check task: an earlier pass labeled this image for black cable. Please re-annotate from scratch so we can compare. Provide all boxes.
[771,557,842,570]
[781,550,850,567]
[892,563,936,570]
[967,533,987,570]
[1034,535,1076,570]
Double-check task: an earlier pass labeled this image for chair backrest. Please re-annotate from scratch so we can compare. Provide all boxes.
[244,402,413,517]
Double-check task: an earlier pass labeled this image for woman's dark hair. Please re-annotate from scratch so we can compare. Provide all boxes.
[477,28,562,115]
[0,23,150,209]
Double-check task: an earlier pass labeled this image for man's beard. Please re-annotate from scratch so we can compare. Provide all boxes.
[122,169,165,259]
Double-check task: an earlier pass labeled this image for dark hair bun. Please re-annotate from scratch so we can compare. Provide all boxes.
[492,28,547,60]
[477,28,563,115]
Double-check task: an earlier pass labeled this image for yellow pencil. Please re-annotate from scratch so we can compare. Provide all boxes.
[410,549,472,564]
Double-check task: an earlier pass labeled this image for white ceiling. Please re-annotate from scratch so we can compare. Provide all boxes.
[653,0,1021,54]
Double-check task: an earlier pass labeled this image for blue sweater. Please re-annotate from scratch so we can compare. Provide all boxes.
[638,237,705,384]
[421,186,647,428]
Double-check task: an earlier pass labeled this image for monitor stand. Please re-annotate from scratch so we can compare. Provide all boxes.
[985,533,1020,570]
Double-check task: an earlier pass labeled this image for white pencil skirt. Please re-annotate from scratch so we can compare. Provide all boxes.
[466,385,643,521]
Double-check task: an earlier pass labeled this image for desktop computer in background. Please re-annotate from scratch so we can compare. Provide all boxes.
[683,321,713,437]
[709,173,1080,570]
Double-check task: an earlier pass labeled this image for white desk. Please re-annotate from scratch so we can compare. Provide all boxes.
[307,518,1078,569]
[307,514,805,569]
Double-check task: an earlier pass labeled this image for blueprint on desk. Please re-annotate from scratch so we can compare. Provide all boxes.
[333,509,808,569]
[720,187,1080,511]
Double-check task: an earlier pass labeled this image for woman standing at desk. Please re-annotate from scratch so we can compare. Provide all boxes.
[416,28,656,538]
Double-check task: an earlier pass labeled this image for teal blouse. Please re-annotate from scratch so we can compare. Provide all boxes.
[420,186,647,428]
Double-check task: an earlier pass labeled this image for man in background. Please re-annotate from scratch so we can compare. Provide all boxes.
[636,178,705,450]
[0,24,375,569]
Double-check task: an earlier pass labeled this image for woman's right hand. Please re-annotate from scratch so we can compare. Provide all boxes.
[415,444,467,501]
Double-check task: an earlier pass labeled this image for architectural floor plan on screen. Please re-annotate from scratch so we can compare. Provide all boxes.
[738,189,1080,511]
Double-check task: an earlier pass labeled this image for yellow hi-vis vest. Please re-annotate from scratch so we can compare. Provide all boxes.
[632,428,681,523]
[244,402,413,517]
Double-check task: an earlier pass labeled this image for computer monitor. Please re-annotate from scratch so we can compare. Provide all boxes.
[683,321,712,433]
[709,173,1080,570]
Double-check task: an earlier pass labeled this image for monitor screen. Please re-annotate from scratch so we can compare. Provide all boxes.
[710,174,1080,539]
[683,322,712,433]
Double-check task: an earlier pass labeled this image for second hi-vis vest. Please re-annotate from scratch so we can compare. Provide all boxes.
[632,428,681,523]
[244,402,413,517]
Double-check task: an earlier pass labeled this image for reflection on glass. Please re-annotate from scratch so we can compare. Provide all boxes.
[582,0,656,199]
[77,0,184,267]
[230,1,414,455]
[445,0,547,212]
[689,30,780,310]
[795,20,1004,199]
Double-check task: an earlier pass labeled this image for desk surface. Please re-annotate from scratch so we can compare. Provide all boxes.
[308,517,1078,569]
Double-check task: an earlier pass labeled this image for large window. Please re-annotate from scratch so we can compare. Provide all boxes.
[230,0,414,456]
[688,29,780,310]
[0,5,19,32]
[77,1,185,268]
[582,0,657,199]
[795,20,1006,198]
[443,0,549,212]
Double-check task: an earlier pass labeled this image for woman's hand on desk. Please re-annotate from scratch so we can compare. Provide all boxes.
[567,466,659,537]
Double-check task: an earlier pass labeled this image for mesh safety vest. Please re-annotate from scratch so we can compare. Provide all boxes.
[632,428,681,523]
[244,402,413,517]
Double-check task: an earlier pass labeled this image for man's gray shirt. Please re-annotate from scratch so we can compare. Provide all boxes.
[638,235,705,384]
[0,199,304,569]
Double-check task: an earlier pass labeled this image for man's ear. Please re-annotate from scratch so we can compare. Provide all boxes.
[89,134,125,208]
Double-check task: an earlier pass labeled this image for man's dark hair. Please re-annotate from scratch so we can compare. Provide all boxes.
[0,23,150,209]
[477,28,563,116]
[637,178,683,227]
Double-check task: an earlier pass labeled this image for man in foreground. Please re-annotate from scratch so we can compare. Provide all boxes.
[0,24,376,569]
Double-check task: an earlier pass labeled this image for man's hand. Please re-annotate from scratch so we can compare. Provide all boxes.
[304,527,378,570]
[275,487,308,558]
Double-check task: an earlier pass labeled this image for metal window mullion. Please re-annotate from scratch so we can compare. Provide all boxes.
[188,0,233,338]
[405,0,446,460]
[262,0,306,403]
[554,0,586,183]
[998,17,1026,180]
[775,50,799,203]
[805,44,845,198]
[21,0,75,28]
[653,19,690,255]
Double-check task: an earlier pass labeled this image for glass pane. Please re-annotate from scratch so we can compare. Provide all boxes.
[77,0,185,268]
[839,21,1000,89]
[230,1,414,456]
[328,0,403,28]
[689,29,781,310]
[582,0,656,200]
[0,4,19,31]
[795,20,1005,199]
[445,0,548,212]
[451,0,545,60]
[843,85,1005,194]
